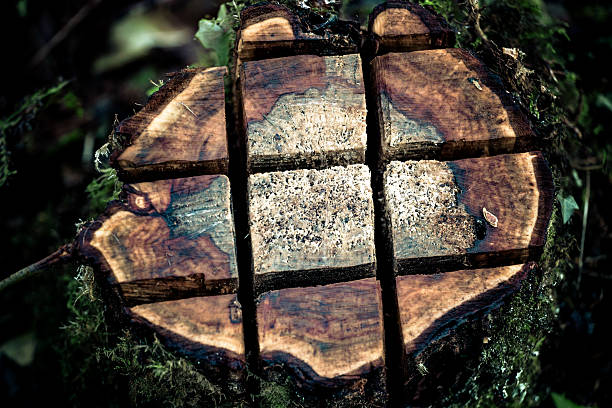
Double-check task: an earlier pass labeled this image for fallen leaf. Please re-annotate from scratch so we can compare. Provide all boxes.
[482,207,498,227]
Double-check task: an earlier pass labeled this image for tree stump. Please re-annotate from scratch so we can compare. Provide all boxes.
[78,2,555,406]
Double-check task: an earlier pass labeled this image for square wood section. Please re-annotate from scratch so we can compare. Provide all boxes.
[130,294,245,373]
[84,174,238,305]
[113,67,229,181]
[368,1,455,53]
[383,152,553,274]
[372,49,535,161]
[240,54,368,172]
[256,278,384,388]
[247,164,376,292]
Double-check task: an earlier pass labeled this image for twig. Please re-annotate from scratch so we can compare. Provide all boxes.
[0,244,75,293]
[577,170,591,289]
[29,0,103,68]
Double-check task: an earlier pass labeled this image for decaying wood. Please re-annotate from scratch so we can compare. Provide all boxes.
[240,53,367,172]
[372,49,536,161]
[129,294,244,373]
[383,152,553,274]
[78,174,238,305]
[236,3,359,62]
[112,67,229,181]
[368,1,455,53]
[247,165,376,293]
[257,278,385,393]
[65,2,558,398]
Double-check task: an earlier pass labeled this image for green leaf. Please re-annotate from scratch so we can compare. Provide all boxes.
[195,4,233,67]
[558,195,579,224]
[551,392,590,408]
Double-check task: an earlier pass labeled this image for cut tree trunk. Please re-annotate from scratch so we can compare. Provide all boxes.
[77,2,555,406]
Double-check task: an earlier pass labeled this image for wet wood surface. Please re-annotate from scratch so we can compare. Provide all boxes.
[78,174,238,305]
[240,53,368,172]
[112,67,229,181]
[237,3,358,62]
[372,49,535,161]
[384,152,553,274]
[257,278,384,389]
[368,1,455,53]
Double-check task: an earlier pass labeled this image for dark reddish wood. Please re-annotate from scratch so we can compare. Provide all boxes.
[257,278,385,395]
[368,1,455,53]
[240,54,368,172]
[78,174,238,305]
[237,3,359,61]
[129,294,245,373]
[373,49,536,161]
[384,152,554,274]
[396,263,531,354]
[112,67,228,181]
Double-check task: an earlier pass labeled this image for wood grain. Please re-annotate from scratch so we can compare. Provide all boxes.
[248,165,376,293]
[78,174,238,305]
[130,294,244,371]
[383,152,553,273]
[373,49,536,161]
[240,53,368,172]
[237,3,359,61]
[368,1,455,53]
[396,263,532,354]
[112,67,228,181]
[257,278,384,389]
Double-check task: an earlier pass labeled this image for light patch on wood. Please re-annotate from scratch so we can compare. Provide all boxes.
[380,92,444,148]
[241,16,295,42]
[248,165,376,275]
[247,85,367,157]
[131,295,244,356]
[384,160,477,258]
[396,265,524,352]
[372,8,429,37]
